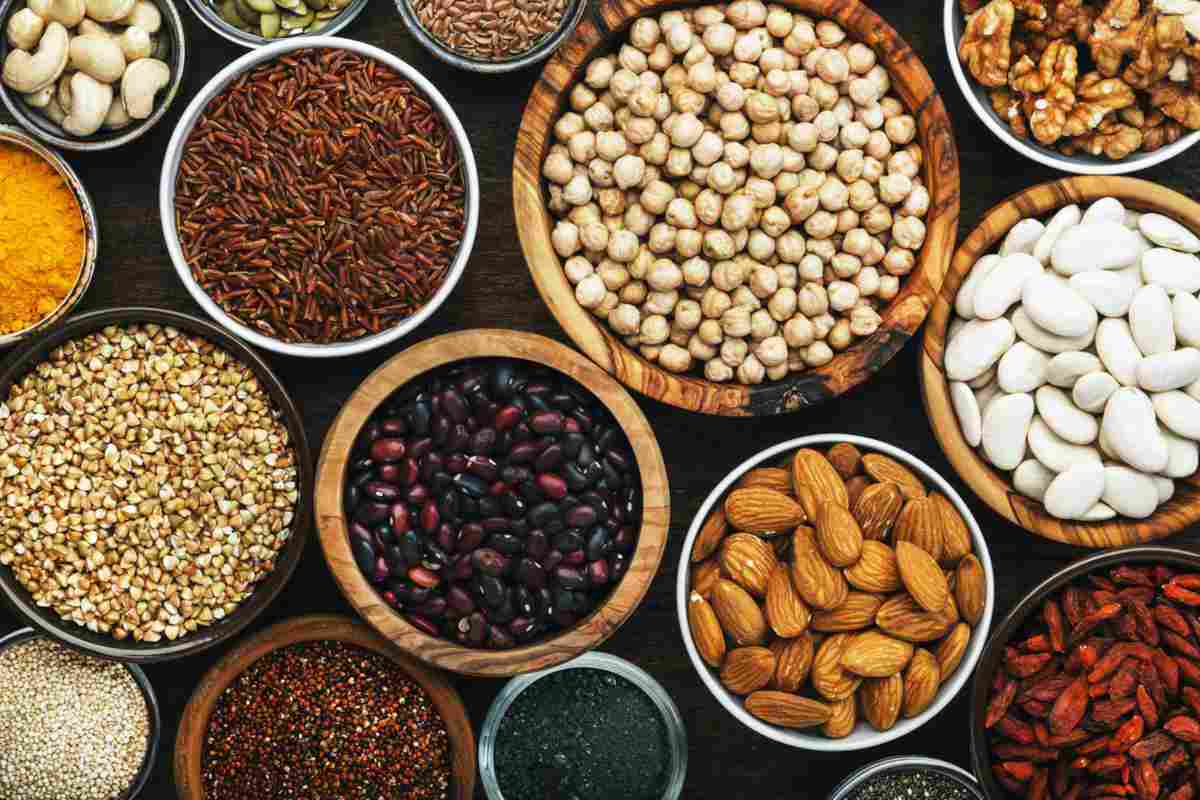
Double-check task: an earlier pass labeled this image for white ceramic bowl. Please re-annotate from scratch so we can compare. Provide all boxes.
[943,0,1200,174]
[159,37,479,359]
[182,0,369,48]
[675,434,995,752]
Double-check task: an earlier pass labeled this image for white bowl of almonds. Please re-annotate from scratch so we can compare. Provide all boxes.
[676,434,994,751]
[515,0,959,415]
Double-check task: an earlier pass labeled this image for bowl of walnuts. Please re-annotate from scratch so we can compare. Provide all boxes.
[947,0,1200,174]
[514,0,960,416]
[677,435,994,750]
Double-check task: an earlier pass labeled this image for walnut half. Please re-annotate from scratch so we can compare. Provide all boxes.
[961,0,1017,87]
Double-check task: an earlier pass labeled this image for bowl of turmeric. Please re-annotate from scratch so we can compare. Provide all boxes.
[0,125,98,347]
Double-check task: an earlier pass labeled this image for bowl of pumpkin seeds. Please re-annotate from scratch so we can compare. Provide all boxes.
[184,0,368,47]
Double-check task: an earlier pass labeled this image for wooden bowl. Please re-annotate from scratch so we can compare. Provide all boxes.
[315,329,670,676]
[513,0,960,416]
[173,614,476,800]
[919,177,1200,548]
[0,307,313,662]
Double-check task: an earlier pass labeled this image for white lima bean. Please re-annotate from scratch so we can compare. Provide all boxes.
[1073,372,1118,413]
[1021,273,1096,338]
[950,381,982,447]
[1044,463,1105,521]
[1050,224,1142,275]
[1129,285,1176,356]
[1045,351,1101,388]
[1013,459,1055,502]
[1141,248,1200,294]
[997,341,1049,394]
[1035,385,1097,445]
[981,392,1034,471]
[973,253,1043,320]
[1101,465,1159,519]
[1069,271,1137,318]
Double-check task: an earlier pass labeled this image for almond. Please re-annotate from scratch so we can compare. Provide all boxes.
[875,593,955,643]
[841,630,915,677]
[955,554,987,626]
[719,533,777,598]
[892,497,945,562]
[744,691,832,729]
[862,453,927,500]
[935,622,971,683]
[846,475,871,507]
[691,507,728,563]
[691,558,721,599]
[902,648,941,718]
[812,632,863,701]
[769,633,815,692]
[844,541,902,594]
[736,466,793,494]
[930,492,973,564]
[815,501,864,567]
[811,592,884,632]
[720,646,776,695]
[711,579,768,646]
[688,590,726,669]
[860,673,904,731]
[724,487,806,533]
[826,442,863,480]
[790,526,849,611]
[790,449,848,518]
[851,482,904,541]
[765,563,810,637]
[896,540,950,613]
[821,695,857,738]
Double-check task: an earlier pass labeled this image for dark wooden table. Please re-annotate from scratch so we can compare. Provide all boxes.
[3,2,1200,798]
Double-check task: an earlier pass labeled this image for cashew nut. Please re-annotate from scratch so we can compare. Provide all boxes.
[120,57,167,119]
[27,0,86,26]
[76,18,114,37]
[7,8,45,50]
[22,84,53,108]
[62,71,112,135]
[2,22,69,94]
[84,0,136,22]
[56,69,74,111]
[103,96,130,129]
[118,26,152,60]
[69,34,126,83]
[117,0,161,33]
[43,95,66,123]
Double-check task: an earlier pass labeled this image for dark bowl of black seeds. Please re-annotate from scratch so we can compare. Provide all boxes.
[479,652,686,800]
[829,757,986,800]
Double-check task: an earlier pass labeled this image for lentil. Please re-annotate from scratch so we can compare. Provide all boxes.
[411,0,569,62]
[494,667,669,800]
[0,323,299,643]
[202,639,451,800]
[0,637,149,800]
[848,770,979,800]
[174,49,466,344]
[344,358,641,649]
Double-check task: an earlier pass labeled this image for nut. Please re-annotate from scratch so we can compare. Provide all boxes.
[744,690,833,729]
[691,507,728,562]
[790,526,849,610]
[826,442,863,480]
[711,578,769,646]
[770,633,816,692]
[724,487,807,533]
[720,646,776,694]
[861,453,927,500]
[821,695,858,738]
[901,648,941,718]
[851,482,904,540]
[789,448,849,518]
[735,466,793,493]
[930,492,973,564]
[954,554,988,626]
[812,632,864,701]
[875,593,956,643]
[895,540,951,614]
[688,590,726,668]
[892,497,945,563]
[765,564,811,637]
[859,673,904,731]
[720,533,778,597]
[844,540,903,594]
[811,592,885,632]
[841,630,915,677]
[934,622,971,684]
[814,501,864,567]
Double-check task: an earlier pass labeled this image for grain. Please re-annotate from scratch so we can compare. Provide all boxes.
[412,0,568,61]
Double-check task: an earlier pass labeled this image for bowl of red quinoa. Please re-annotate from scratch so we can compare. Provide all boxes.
[159,37,479,358]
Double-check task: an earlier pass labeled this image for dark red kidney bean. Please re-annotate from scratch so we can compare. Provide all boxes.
[453,473,489,498]
[466,455,498,482]
[441,389,468,423]
[489,589,516,624]
[511,422,531,442]
[477,575,505,607]
[552,609,577,628]
[364,482,399,502]
[420,452,443,482]
[543,550,564,572]
[529,411,563,434]
[488,533,524,556]
[390,503,410,534]
[510,617,539,641]
[516,480,543,505]
[514,586,536,617]
[369,438,406,463]
[535,588,555,621]
[409,566,440,589]
[407,613,439,637]
[355,502,390,525]
[419,596,448,619]
[563,463,591,491]
[470,427,497,455]
[384,545,407,572]
[564,505,597,528]
[555,566,587,591]
[553,530,584,552]
[494,405,523,432]
[362,422,381,443]
[344,483,361,511]
[528,502,560,528]
[437,490,460,519]
[501,465,531,485]
[472,548,507,577]
[436,524,456,553]
[507,441,539,464]
[409,437,433,460]
[481,517,510,533]
[577,442,596,467]
[420,500,439,533]
[431,473,453,493]
[376,463,402,484]
[382,590,400,608]
[569,408,593,432]
[406,484,430,506]
[587,528,612,561]
[400,458,420,486]
[457,523,484,552]
[451,554,474,581]
[461,612,486,645]
[534,445,564,473]
[399,530,423,564]
[561,549,586,566]
[447,586,475,616]
[447,424,470,452]
[561,433,585,459]
[610,551,630,580]
[526,530,550,560]
[488,481,508,498]
[548,392,574,411]
[563,417,581,434]
[402,584,431,606]
[602,462,623,489]
[349,521,373,545]
[380,418,407,436]
[487,624,515,649]
[351,537,375,576]
[515,558,546,590]
[350,456,375,475]
[535,473,568,500]
[502,492,527,518]
[613,526,635,552]
[589,559,610,586]
[459,496,479,521]
[595,425,619,453]
[444,453,467,474]
[605,449,632,472]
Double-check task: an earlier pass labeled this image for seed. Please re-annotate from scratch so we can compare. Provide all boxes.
[174,49,466,345]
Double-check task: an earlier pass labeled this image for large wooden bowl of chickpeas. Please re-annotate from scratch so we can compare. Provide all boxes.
[514,0,960,415]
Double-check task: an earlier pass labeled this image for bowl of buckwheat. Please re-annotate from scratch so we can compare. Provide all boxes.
[947,0,1200,174]
[514,0,961,416]
[0,308,313,662]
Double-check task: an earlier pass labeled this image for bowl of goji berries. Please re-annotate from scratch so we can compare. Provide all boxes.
[971,546,1200,800]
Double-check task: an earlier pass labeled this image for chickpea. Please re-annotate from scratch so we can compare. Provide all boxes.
[629,247,653,279]
[753,335,786,367]
[861,155,884,184]
[782,315,815,347]
[878,274,900,301]
[720,304,753,338]
[799,282,829,316]
[584,102,616,132]
[676,228,703,258]
[837,208,860,234]
[789,92,818,123]
[639,344,661,360]
[812,312,835,339]
[878,173,912,206]
[830,252,862,279]
[737,354,766,384]
[755,206,787,239]
[784,19,816,55]
[624,202,655,236]
[645,288,679,316]
[674,298,703,331]
[882,245,915,276]
[624,116,658,145]
[706,359,735,382]
[638,132,670,165]
[804,209,838,239]
[579,221,609,253]
[552,221,582,257]
[644,258,682,291]
[746,230,775,262]
[856,102,885,130]
[569,203,602,227]
[787,121,819,153]
[720,193,756,231]
[835,122,867,152]
[816,49,850,84]
[688,333,718,362]
[545,152,577,187]
[884,114,916,145]
[852,264,880,296]
[813,110,840,143]
[775,171,800,196]
[808,142,838,172]
[828,318,852,351]
[597,187,626,216]
[763,285,795,321]
[863,236,885,266]
[719,111,751,141]
[842,228,872,257]
[588,159,615,188]
[666,147,693,178]
[849,304,882,337]
[639,180,675,215]
[555,112,586,142]
[879,96,904,119]
[704,229,737,260]
[564,255,595,285]
[865,64,891,97]
[648,223,677,253]
[596,260,630,290]
[723,141,751,169]
[901,184,930,218]
[807,237,836,263]
[803,341,834,367]
[707,161,739,194]
[586,58,615,89]
[575,273,607,309]
[691,131,724,167]
[809,78,839,109]
[892,215,926,250]
[621,280,649,304]
[847,77,879,107]
[662,20,692,53]
[818,176,849,212]
[784,184,819,223]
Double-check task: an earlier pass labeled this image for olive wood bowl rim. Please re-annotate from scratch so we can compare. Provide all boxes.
[674,433,995,751]
[0,306,314,662]
[0,627,162,800]
[172,613,477,800]
[513,0,961,416]
[968,546,1200,800]
[918,176,1200,548]
[315,328,671,677]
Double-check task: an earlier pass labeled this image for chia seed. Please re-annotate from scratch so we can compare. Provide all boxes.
[493,667,670,800]
[849,769,979,800]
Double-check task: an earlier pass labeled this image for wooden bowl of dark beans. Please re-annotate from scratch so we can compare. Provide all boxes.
[316,329,670,677]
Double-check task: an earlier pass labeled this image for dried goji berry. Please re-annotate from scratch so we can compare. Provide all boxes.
[1139,661,1166,710]
[1078,735,1114,756]
[1109,714,1144,754]
[1183,686,1200,716]
[1028,766,1050,800]
[1092,698,1138,727]
[1132,759,1158,800]
[1046,727,1092,747]
[996,760,1035,782]
[1091,574,1118,592]
[1163,583,1200,606]
[1154,604,1191,637]
[1111,660,1139,699]
[1045,598,1067,653]
[1051,676,1091,736]
[1163,715,1200,742]
[1022,673,1075,703]
[1156,744,1189,775]
[1034,720,1050,748]
[1090,682,1111,699]
[1064,586,1089,628]
[1128,731,1174,760]
[1052,760,1071,797]
[1112,566,1155,587]
[996,713,1037,744]
[1122,599,1159,646]
[1173,653,1200,686]
[1115,612,1139,642]
[1071,604,1125,646]
[1167,785,1194,800]
[1087,754,1128,775]
[985,675,1018,728]
[992,743,1060,762]
[1151,650,1180,696]
[1061,785,1082,800]
[1153,565,1175,585]
[1118,586,1157,605]
[991,765,1025,794]
[1022,698,1052,718]
[1137,684,1160,729]
[1169,574,1200,590]
[1008,650,1055,678]
[1021,633,1054,653]
[1162,630,1200,661]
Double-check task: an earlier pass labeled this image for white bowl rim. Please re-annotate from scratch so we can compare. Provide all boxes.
[674,434,996,752]
[158,36,480,359]
[942,0,1200,176]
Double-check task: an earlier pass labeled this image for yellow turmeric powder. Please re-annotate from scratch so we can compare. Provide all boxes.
[0,142,86,335]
